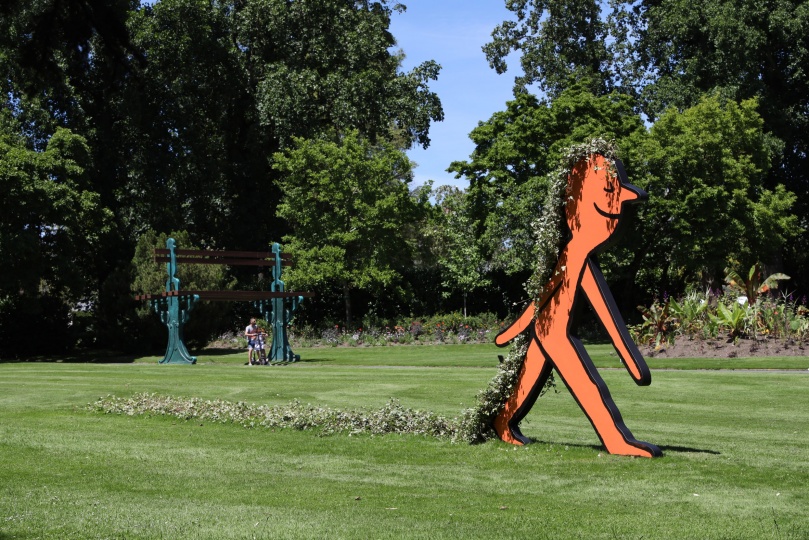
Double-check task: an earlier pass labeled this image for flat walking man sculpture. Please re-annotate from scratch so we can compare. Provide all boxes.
[494,153,662,458]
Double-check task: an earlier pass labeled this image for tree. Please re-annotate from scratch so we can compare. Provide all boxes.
[237,0,443,149]
[1,0,444,347]
[619,0,809,292]
[485,0,809,294]
[0,119,113,353]
[428,186,490,317]
[448,83,647,275]
[272,130,428,327]
[615,95,799,296]
[451,84,798,309]
[483,0,612,97]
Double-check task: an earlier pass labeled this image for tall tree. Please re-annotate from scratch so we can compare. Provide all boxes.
[486,0,809,292]
[620,0,809,291]
[1,0,444,349]
[427,186,490,317]
[272,130,428,327]
[449,83,647,275]
[483,0,613,97]
[119,0,443,248]
[0,119,113,353]
[613,95,799,296]
[237,0,443,148]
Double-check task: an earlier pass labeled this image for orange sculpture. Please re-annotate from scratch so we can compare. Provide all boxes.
[494,154,662,458]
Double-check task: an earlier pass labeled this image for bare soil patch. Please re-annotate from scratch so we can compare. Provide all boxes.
[641,337,808,358]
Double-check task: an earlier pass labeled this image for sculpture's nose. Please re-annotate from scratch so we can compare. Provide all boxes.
[621,182,647,204]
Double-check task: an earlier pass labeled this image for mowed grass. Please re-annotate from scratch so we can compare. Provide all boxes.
[1,345,807,539]
[134,342,809,370]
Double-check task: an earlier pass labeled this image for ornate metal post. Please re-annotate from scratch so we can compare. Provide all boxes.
[256,243,304,362]
[154,238,199,364]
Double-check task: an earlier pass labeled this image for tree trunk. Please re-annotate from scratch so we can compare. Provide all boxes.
[343,282,352,329]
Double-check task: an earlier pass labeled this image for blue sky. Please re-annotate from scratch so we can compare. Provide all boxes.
[388,1,521,189]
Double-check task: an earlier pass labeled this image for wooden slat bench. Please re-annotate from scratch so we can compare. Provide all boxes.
[135,238,313,365]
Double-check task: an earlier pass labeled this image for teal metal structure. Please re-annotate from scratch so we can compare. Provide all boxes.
[151,238,199,364]
[142,238,308,365]
[254,243,305,362]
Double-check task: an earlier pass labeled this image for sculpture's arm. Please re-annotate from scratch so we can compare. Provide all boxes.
[580,258,651,385]
[494,261,569,347]
[494,302,535,347]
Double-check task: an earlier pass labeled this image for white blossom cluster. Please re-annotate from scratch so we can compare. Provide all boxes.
[90,393,458,439]
[456,335,531,443]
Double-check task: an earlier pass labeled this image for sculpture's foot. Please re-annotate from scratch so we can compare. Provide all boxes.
[605,439,663,458]
[493,411,530,445]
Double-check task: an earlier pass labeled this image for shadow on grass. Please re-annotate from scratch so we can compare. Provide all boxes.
[659,445,721,455]
[525,439,721,456]
[295,357,334,363]
[526,439,604,452]
[195,347,243,356]
[0,350,140,364]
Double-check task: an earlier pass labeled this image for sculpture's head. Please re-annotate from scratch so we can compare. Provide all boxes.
[565,154,646,247]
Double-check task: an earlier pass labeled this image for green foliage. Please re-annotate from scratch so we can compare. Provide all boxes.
[486,0,809,295]
[635,298,677,349]
[628,0,809,137]
[0,121,113,354]
[714,301,753,340]
[281,312,505,347]
[667,291,712,338]
[122,0,259,244]
[1,0,444,353]
[273,130,428,327]
[483,0,612,96]
[0,124,112,299]
[239,0,443,148]
[449,83,645,275]
[724,263,790,305]
[427,186,489,310]
[456,335,531,444]
[624,95,798,294]
[118,0,443,247]
[631,288,809,346]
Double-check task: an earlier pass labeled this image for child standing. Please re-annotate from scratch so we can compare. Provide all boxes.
[255,326,268,365]
[245,318,259,365]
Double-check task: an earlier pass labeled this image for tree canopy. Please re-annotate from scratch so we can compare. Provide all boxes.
[0,119,113,353]
[449,83,646,274]
[0,0,445,352]
[479,0,808,297]
[624,95,798,296]
[3,0,809,354]
[273,130,429,327]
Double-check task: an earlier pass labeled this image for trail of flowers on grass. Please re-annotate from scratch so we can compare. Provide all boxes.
[90,393,461,440]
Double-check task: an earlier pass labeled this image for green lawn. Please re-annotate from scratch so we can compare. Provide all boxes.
[133,342,809,370]
[1,345,807,539]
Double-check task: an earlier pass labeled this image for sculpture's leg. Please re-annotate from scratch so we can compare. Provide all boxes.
[548,336,661,457]
[493,336,553,445]
[264,296,303,363]
[159,296,197,365]
[268,296,286,362]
